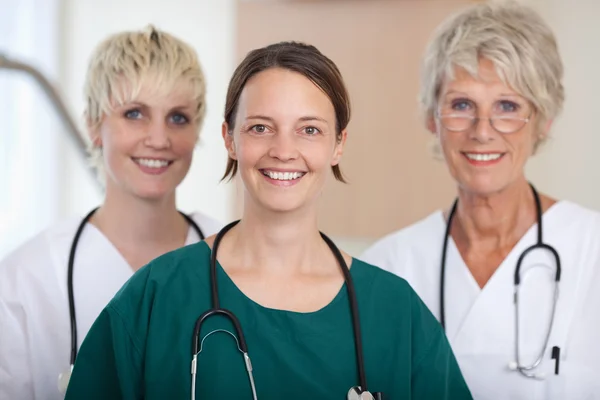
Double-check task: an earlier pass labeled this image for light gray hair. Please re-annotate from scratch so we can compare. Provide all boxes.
[420,1,564,148]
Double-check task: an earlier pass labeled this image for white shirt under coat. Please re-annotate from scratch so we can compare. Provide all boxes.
[0,212,223,400]
[361,201,600,400]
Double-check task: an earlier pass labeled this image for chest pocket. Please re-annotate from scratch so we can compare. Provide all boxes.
[543,360,600,400]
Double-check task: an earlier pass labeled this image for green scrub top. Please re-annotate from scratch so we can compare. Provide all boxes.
[65,241,472,399]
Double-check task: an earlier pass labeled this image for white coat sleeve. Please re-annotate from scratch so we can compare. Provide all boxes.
[0,294,35,400]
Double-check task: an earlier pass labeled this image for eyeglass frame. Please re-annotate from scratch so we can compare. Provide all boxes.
[434,108,534,134]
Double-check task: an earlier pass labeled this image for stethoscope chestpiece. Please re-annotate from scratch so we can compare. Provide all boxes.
[347,386,376,400]
[58,365,73,394]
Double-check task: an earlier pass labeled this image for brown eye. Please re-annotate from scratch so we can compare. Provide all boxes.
[251,125,267,133]
[304,126,320,135]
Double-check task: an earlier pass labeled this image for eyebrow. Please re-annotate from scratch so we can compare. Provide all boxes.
[120,101,194,111]
[245,115,329,123]
[444,90,523,99]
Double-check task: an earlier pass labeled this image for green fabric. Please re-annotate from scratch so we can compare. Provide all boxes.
[65,241,472,399]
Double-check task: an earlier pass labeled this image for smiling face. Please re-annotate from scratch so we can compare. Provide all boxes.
[429,59,544,196]
[91,80,199,201]
[223,67,346,214]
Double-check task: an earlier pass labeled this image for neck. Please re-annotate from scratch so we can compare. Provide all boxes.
[91,184,187,248]
[452,178,536,250]
[227,199,330,275]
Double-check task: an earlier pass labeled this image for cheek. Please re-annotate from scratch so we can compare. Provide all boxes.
[235,136,265,167]
[438,131,462,155]
[171,132,197,157]
[304,141,337,169]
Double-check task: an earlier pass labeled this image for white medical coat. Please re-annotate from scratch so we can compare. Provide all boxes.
[0,212,223,400]
[361,201,600,400]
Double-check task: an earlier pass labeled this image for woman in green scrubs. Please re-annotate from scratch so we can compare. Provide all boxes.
[65,41,472,400]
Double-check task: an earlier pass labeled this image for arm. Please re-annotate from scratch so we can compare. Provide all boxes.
[0,298,35,400]
[64,306,144,400]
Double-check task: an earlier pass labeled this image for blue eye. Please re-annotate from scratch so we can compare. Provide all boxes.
[451,100,472,112]
[124,109,142,119]
[498,100,519,113]
[170,113,189,125]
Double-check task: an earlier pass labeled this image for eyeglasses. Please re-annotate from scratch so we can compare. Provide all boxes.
[436,111,532,134]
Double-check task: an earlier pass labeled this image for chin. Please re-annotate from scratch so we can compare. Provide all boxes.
[251,192,312,214]
[459,176,513,197]
[130,184,177,202]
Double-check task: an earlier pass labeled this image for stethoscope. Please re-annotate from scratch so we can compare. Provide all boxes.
[57,207,204,393]
[439,183,562,380]
[191,220,384,400]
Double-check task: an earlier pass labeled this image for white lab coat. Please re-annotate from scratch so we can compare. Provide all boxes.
[361,200,600,400]
[0,212,223,400]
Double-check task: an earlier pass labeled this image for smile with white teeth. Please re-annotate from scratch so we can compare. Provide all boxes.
[464,153,503,162]
[262,170,305,181]
[134,158,171,168]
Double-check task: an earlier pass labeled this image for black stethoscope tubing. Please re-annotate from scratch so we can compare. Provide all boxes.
[439,183,562,330]
[193,219,371,394]
[67,207,204,366]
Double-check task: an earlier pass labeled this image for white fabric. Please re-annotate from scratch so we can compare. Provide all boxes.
[0,212,223,400]
[361,200,600,400]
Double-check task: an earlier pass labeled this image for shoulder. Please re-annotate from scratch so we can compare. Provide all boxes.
[0,217,81,298]
[187,211,224,237]
[549,200,600,229]
[359,211,445,272]
[109,240,212,309]
[351,258,420,306]
[351,258,441,336]
[547,201,600,252]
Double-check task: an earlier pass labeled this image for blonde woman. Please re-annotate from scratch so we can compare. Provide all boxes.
[0,26,222,400]
[362,2,600,399]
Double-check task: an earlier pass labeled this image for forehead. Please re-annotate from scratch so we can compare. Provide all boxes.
[442,59,520,97]
[111,75,197,108]
[237,68,335,118]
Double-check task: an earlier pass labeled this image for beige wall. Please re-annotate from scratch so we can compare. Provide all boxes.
[236,0,475,239]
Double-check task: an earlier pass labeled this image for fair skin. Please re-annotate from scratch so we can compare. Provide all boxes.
[428,59,556,288]
[88,80,200,270]
[205,67,350,313]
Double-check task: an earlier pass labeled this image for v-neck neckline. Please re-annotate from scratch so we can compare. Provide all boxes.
[84,218,199,273]
[438,200,566,293]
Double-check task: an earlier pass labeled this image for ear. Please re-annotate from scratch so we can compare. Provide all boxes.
[331,129,348,166]
[86,114,102,147]
[222,122,237,160]
[426,114,438,135]
[539,118,554,140]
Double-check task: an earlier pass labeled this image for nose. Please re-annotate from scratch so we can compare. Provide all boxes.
[469,116,496,143]
[144,120,171,149]
[268,132,298,161]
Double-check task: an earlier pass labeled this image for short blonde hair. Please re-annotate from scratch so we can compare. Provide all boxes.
[84,25,206,180]
[420,1,564,146]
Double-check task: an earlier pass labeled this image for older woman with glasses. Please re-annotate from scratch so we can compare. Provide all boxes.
[362,2,600,400]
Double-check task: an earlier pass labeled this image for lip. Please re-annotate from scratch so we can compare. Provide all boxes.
[461,152,505,167]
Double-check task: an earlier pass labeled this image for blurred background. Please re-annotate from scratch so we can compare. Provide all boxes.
[1,0,599,260]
